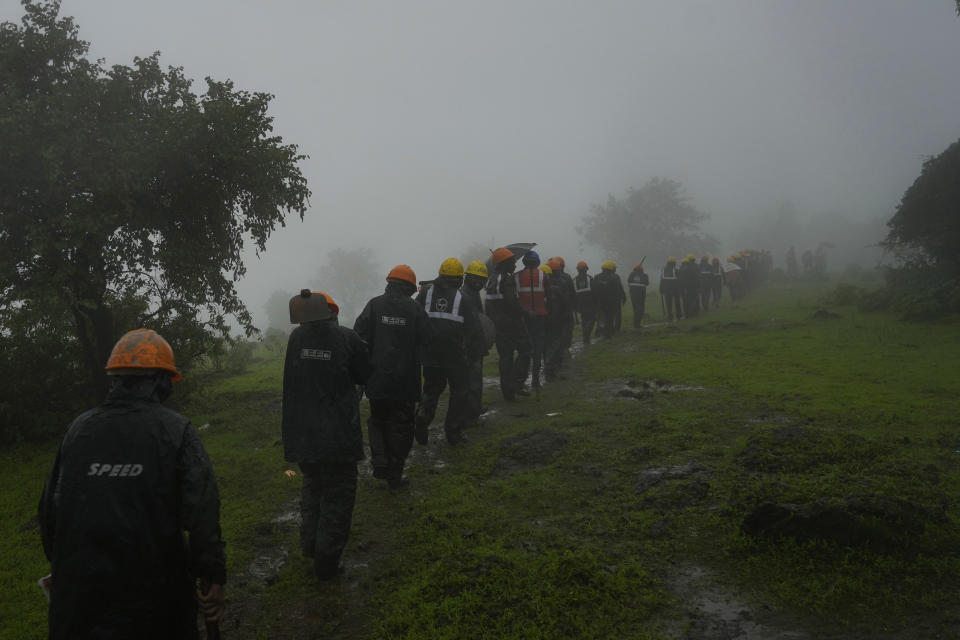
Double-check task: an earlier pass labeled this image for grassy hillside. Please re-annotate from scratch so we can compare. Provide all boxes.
[3,280,959,639]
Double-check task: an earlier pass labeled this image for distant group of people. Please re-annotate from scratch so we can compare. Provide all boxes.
[37,244,771,638]
[658,250,771,319]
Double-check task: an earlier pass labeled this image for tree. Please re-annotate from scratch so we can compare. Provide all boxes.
[316,247,381,326]
[883,139,960,276]
[869,138,960,319]
[578,177,717,266]
[0,1,310,420]
[263,289,293,332]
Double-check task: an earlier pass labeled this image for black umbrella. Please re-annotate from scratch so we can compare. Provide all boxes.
[484,242,537,272]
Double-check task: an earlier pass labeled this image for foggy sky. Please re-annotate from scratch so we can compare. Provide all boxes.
[5,1,960,328]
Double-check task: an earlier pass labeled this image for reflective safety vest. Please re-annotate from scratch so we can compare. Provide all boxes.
[516,267,547,316]
[628,272,648,288]
[423,285,464,323]
[662,264,678,279]
[574,273,592,294]
[485,273,506,301]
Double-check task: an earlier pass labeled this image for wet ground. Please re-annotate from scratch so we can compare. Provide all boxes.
[226,334,948,639]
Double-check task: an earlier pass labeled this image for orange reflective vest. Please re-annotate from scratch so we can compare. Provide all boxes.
[516,267,547,316]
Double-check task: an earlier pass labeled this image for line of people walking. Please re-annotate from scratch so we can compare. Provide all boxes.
[36,245,770,637]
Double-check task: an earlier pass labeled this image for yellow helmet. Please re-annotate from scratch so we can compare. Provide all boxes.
[601,260,616,271]
[686,253,696,262]
[439,257,464,277]
[539,264,553,275]
[466,260,488,278]
[667,256,676,263]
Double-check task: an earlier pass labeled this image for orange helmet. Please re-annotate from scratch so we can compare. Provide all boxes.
[315,291,339,314]
[105,328,182,381]
[576,260,587,269]
[634,264,644,271]
[712,257,720,263]
[387,264,417,286]
[551,256,565,267]
[491,247,515,265]
[546,258,562,271]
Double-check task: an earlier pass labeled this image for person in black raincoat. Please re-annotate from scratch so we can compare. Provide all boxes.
[283,291,372,580]
[485,247,529,401]
[354,265,431,488]
[659,257,682,321]
[627,263,650,328]
[548,257,577,355]
[709,257,724,308]
[462,260,492,427]
[594,260,626,338]
[38,329,226,640]
[573,260,597,346]
[543,264,572,381]
[415,258,486,444]
[698,256,714,312]
[678,255,701,319]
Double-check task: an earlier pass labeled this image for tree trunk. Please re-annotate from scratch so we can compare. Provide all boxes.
[72,304,114,403]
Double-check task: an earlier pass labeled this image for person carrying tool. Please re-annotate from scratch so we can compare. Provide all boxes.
[462,260,492,427]
[354,265,432,488]
[573,260,597,346]
[485,247,529,402]
[515,250,548,396]
[594,260,626,338]
[627,263,650,328]
[415,258,485,444]
[283,290,372,580]
[39,329,226,640]
[659,257,682,320]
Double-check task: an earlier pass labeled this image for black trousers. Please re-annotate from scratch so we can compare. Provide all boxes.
[544,318,566,379]
[598,301,618,338]
[367,399,415,480]
[515,315,545,389]
[299,462,357,575]
[630,289,647,326]
[683,289,699,318]
[494,325,530,400]
[663,291,682,320]
[465,357,484,426]
[580,310,596,345]
[417,364,470,441]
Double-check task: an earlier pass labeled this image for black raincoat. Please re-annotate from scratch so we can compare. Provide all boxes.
[282,318,371,463]
[38,377,226,640]
[416,277,485,368]
[354,282,432,402]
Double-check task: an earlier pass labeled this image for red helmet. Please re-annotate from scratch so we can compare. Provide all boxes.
[634,264,644,271]
[576,260,587,269]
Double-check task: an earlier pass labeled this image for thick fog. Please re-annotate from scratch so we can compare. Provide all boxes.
[6,1,960,327]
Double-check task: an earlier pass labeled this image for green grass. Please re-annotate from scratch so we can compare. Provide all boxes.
[3,280,960,638]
